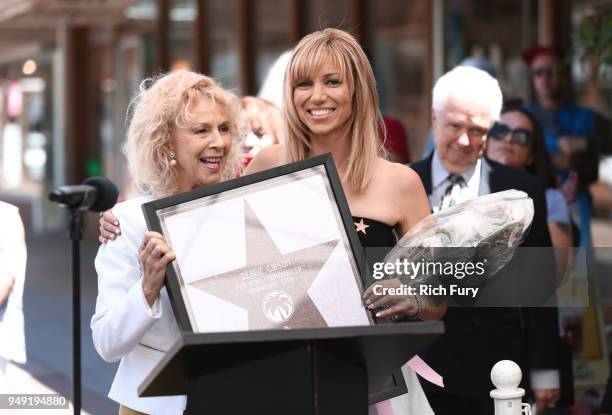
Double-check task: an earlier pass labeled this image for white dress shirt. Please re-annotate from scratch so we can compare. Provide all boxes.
[91,195,186,414]
[429,152,484,213]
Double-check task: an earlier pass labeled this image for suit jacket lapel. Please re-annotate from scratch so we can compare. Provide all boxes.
[412,154,433,195]
[480,157,493,195]
[483,157,504,194]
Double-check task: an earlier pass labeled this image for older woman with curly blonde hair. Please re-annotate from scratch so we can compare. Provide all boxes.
[91,70,242,415]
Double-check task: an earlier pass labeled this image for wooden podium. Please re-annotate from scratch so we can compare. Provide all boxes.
[139,322,443,415]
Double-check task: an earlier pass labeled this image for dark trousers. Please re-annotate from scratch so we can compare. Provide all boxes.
[426,393,493,415]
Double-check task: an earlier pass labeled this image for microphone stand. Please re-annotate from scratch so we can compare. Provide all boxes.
[67,207,84,415]
[49,176,118,415]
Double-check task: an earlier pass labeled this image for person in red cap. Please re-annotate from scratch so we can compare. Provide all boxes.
[522,47,562,110]
[523,46,611,248]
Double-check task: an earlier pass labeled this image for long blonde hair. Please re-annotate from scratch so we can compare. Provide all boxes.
[124,70,243,196]
[283,28,383,192]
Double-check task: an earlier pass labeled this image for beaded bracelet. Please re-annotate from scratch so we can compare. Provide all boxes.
[407,294,424,321]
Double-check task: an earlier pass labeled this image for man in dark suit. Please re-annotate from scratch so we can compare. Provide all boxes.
[411,66,561,415]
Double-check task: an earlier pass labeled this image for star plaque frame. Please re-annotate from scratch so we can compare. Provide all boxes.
[142,154,373,334]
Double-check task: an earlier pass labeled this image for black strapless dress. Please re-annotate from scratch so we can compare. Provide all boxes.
[351,216,396,248]
[351,216,397,285]
[352,217,434,413]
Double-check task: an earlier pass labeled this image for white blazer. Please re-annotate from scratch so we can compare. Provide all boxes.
[91,196,186,415]
[0,202,27,364]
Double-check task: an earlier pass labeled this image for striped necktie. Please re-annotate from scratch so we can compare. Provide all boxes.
[439,174,465,211]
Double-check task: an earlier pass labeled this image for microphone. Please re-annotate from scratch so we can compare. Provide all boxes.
[49,176,118,212]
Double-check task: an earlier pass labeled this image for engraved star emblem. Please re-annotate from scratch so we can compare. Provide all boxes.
[190,199,338,330]
[354,218,369,234]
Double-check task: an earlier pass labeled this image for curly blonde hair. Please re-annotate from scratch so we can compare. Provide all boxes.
[283,28,384,192]
[124,70,243,196]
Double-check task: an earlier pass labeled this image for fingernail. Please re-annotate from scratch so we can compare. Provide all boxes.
[111,234,115,240]
[365,299,371,305]
[375,312,382,318]
[115,229,121,234]
[114,221,119,226]
[368,304,375,309]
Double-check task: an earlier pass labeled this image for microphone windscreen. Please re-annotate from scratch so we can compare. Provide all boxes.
[83,176,119,212]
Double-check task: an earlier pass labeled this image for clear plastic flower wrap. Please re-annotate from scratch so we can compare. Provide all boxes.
[382,190,534,288]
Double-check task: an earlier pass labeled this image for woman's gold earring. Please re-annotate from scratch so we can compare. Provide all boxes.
[169,150,177,166]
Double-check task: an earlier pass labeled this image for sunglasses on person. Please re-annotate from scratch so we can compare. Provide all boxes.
[488,122,533,146]
[531,66,559,78]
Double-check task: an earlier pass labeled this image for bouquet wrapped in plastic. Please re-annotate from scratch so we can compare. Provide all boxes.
[382,190,534,288]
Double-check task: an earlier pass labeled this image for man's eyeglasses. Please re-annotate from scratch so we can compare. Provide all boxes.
[531,66,559,78]
[488,123,533,146]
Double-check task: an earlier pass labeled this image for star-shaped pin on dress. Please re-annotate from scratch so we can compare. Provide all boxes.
[190,199,338,330]
[354,218,370,234]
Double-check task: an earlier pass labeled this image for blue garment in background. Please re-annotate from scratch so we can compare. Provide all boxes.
[526,103,597,247]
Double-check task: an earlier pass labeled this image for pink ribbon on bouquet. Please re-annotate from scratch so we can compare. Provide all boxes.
[373,355,443,415]
[374,399,395,415]
[408,354,444,387]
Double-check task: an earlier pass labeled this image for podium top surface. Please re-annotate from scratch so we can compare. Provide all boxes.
[139,321,444,397]
[183,320,442,344]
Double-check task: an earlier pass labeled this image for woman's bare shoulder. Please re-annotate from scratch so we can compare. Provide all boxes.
[374,158,430,234]
[243,144,286,175]
[374,158,423,193]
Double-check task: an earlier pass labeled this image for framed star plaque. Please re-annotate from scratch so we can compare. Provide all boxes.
[142,154,373,333]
